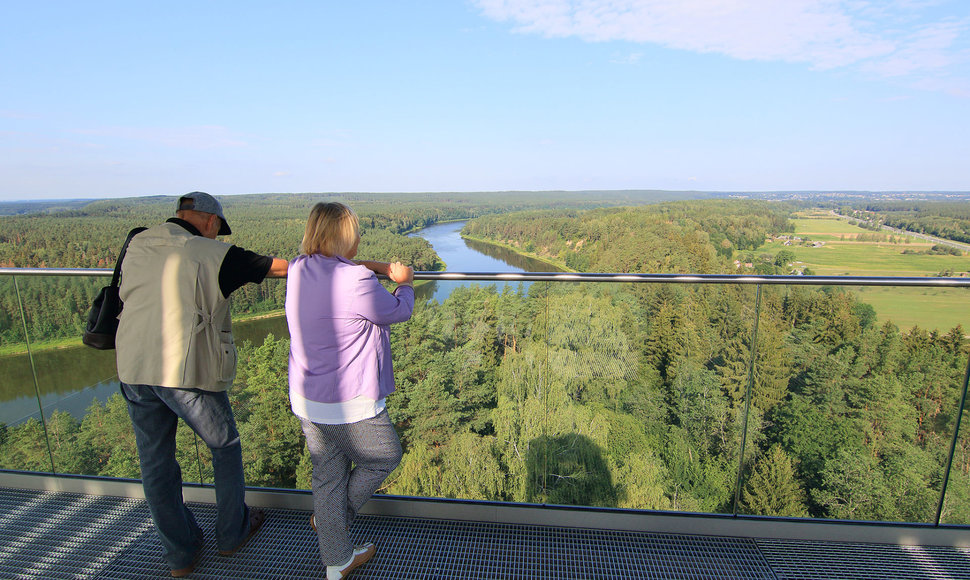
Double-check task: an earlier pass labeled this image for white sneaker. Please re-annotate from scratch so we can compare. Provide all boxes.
[327,543,375,580]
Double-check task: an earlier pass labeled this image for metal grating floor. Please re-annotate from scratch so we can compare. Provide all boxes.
[1,488,969,579]
[757,538,970,580]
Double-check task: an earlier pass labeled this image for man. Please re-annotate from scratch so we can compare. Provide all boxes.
[116,191,288,577]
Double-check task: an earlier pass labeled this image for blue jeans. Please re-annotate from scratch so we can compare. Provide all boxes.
[120,383,252,569]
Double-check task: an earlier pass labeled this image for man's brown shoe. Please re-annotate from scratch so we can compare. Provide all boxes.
[218,507,266,556]
[171,544,203,577]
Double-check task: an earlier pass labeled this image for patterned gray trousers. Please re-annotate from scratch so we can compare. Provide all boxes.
[300,410,403,566]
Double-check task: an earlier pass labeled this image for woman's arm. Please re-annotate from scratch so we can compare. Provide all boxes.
[353,263,415,324]
[354,260,389,276]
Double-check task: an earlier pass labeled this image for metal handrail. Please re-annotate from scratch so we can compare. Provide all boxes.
[3,267,970,287]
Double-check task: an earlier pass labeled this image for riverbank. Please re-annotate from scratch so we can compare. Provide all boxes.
[459,233,577,272]
[0,223,488,357]
[0,308,290,357]
[0,336,85,357]
[400,217,470,236]
[0,274,439,357]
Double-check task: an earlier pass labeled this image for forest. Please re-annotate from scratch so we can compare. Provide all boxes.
[1,195,968,525]
[0,190,701,349]
[460,200,794,273]
[835,201,970,245]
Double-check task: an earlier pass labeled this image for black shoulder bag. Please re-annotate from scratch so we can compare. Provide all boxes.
[82,227,147,350]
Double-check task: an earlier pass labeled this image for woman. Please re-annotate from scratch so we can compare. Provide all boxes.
[285,202,413,579]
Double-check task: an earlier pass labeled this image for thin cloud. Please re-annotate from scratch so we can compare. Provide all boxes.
[474,0,969,84]
[610,51,644,64]
[862,19,964,77]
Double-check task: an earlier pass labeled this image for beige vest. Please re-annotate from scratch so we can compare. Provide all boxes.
[116,222,235,391]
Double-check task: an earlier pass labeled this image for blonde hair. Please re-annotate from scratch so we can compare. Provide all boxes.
[301,202,360,257]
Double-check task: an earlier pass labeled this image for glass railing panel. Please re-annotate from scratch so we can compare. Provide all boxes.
[232,326,300,491]
[5,269,970,530]
[853,286,970,525]
[745,283,968,524]
[230,277,531,498]
[0,275,52,471]
[940,357,970,526]
[647,282,759,514]
[518,281,758,513]
[0,274,210,482]
[372,282,539,501]
[736,283,812,519]
[528,280,628,508]
[229,277,288,338]
[0,274,121,474]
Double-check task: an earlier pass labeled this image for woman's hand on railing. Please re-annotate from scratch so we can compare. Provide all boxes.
[388,262,414,286]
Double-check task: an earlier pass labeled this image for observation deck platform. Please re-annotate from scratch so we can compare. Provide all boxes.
[2,474,969,580]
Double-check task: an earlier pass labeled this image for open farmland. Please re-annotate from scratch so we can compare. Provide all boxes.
[759,214,970,332]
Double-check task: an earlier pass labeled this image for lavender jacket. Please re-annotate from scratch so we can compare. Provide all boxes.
[285,254,414,411]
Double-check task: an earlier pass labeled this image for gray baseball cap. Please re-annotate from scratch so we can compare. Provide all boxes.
[177,191,231,235]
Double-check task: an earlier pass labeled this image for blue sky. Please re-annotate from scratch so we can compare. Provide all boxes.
[2,1,968,201]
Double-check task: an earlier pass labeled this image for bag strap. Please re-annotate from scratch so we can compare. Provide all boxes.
[110,227,147,287]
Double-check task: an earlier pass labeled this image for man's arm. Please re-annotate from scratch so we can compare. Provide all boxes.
[266,257,289,278]
[219,248,288,297]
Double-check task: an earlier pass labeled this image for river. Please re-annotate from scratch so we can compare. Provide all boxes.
[0,221,557,425]
[407,220,562,302]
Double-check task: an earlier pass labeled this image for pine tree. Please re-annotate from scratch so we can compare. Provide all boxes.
[81,393,140,479]
[235,335,304,488]
[742,444,809,517]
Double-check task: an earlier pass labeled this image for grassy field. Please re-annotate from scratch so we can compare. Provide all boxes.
[756,214,970,332]
[852,286,970,333]
[787,242,965,277]
[790,214,875,236]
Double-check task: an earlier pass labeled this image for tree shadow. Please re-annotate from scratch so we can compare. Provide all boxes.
[525,433,617,507]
